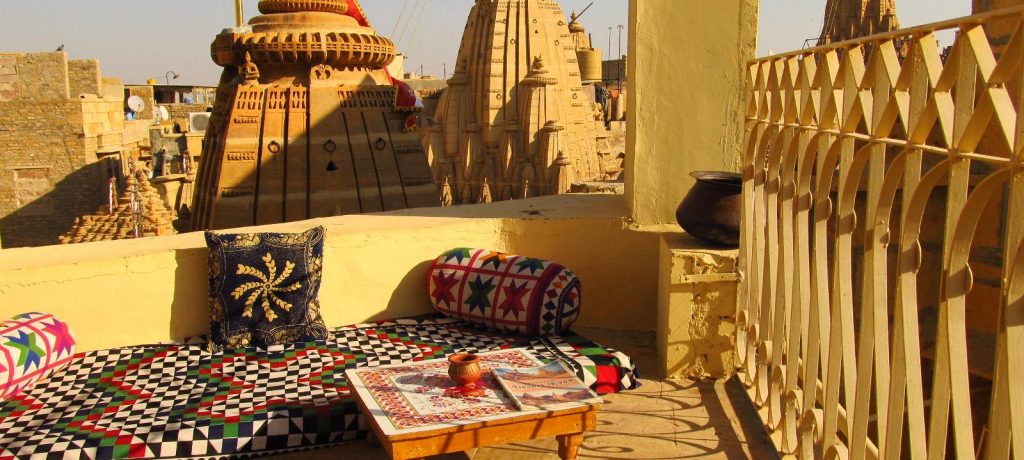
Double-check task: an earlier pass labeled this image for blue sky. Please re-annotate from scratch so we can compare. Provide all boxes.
[0,1,971,86]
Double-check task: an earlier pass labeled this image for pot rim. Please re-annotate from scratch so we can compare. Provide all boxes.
[690,170,742,189]
[449,353,481,364]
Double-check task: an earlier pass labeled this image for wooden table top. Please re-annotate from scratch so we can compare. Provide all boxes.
[345,349,601,460]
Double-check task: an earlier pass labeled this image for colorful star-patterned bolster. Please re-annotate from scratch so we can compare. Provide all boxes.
[0,312,77,401]
[428,248,582,336]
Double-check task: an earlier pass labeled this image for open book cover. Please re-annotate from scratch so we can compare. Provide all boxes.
[492,360,602,411]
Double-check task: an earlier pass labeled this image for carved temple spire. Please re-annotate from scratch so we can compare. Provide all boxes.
[428,0,605,202]
[819,0,901,45]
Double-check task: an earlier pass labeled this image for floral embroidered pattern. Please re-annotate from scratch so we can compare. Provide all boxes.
[231,253,303,322]
[205,227,328,351]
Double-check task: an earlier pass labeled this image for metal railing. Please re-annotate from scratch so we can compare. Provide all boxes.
[738,6,1024,458]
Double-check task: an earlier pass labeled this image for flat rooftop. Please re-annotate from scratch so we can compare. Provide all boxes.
[271,328,777,460]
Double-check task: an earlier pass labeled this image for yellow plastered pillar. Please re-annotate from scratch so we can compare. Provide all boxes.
[626,0,758,226]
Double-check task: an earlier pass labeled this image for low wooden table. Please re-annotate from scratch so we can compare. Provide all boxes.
[345,349,601,460]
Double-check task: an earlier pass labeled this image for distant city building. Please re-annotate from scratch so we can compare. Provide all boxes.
[402,74,446,93]
[387,53,406,81]
[59,170,177,244]
[0,52,149,247]
[818,0,901,45]
[974,0,1024,55]
[151,85,216,105]
[602,57,627,87]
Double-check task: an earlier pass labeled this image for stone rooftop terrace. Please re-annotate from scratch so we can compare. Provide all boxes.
[273,328,777,460]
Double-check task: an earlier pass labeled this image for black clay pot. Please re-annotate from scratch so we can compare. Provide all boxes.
[675,171,742,247]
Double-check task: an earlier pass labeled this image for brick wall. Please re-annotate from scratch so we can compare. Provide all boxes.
[7,52,69,101]
[101,77,123,99]
[0,100,101,247]
[68,59,101,97]
[0,52,120,247]
[165,103,212,121]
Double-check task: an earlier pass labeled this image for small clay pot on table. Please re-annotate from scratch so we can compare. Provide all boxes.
[448,353,482,388]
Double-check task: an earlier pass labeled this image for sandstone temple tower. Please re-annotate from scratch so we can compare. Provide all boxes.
[819,0,902,45]
[425,0,606,204]
[192,0,436,230]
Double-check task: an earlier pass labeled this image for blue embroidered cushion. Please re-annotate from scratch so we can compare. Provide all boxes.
[205,227,328,351]
[427,248,582,336]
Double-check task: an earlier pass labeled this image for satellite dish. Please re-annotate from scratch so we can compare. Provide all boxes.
[127,95,146,113]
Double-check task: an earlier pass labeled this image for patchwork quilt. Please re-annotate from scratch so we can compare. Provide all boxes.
[0,315,639,459]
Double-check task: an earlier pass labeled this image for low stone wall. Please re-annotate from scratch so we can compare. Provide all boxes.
[0,195,663,352]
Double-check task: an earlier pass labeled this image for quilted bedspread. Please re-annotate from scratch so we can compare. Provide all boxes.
[0,315,639,459]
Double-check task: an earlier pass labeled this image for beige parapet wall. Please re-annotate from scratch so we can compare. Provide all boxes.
[0,195,661,352]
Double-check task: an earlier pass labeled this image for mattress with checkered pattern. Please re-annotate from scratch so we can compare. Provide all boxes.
[0,315,639,459]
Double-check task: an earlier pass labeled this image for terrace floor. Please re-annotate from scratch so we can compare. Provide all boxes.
[273,329,778,460]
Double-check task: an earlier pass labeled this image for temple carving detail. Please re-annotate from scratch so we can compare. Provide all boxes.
[819,0,902,45]
[192,0,436,230]
[423,0,607,204]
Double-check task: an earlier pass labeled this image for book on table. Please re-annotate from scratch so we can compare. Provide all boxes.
[492,360,602,411]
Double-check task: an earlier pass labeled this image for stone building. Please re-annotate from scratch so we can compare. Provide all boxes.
[818,0,901,45]
[191,0,437,230]
[59,171,177,244]
[975,0,1024,55]
[0,52,144,248]
[423,0,609,204]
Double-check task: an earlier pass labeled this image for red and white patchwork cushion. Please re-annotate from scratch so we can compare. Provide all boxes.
[427,248,582,336]
[0,313,77,401]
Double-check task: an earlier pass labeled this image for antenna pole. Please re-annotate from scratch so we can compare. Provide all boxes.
[234,0,245,28]
[577,2,594,19]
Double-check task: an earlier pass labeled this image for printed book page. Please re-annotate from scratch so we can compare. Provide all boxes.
[346,348,546,436]
[493,361,602,411]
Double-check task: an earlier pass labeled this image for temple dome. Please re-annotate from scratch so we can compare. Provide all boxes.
[212,0,393,68]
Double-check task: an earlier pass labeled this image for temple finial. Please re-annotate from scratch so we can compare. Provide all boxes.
[234,0,245,28]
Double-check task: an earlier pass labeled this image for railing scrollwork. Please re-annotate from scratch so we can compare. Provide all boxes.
[738,6,1024,458]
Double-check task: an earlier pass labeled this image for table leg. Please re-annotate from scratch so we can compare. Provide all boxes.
[557,433,584,460]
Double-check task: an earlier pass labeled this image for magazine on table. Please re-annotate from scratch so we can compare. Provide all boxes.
[492,360,602,411]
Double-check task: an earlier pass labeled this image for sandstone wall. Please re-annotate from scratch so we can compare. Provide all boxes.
[164,103,212,123]
[125,85,155,120]
[0,100,102,248]
[68,59,101,97]
[0,52,121,247]
[1,52,68,102]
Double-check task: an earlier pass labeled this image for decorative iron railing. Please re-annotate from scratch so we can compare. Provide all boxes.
[738,6,1024,458]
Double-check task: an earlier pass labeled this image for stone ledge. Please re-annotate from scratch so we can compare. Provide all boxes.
[0,194,663,352]
[657,232,740,381]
